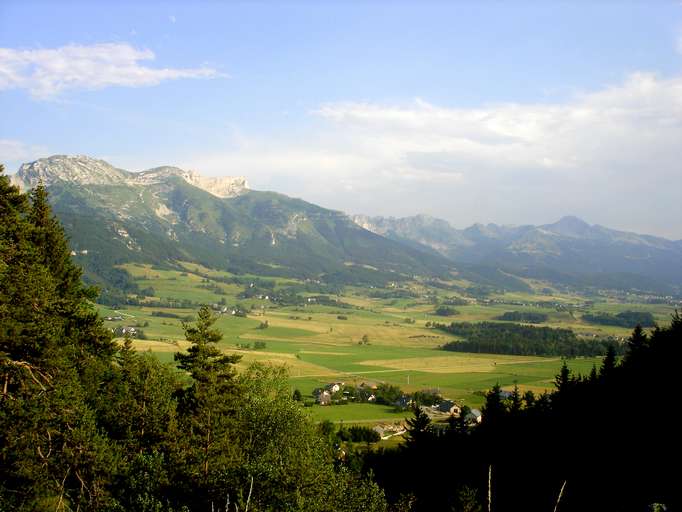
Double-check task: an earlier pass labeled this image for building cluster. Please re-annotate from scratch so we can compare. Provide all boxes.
[312,381,483,425]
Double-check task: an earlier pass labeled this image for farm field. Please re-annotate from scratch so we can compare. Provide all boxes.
[99,263,677,423]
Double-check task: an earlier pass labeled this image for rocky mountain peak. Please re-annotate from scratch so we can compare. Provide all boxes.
[13,155,249,199]
[135,165,248,197]
[15,155,129,188]
[543,215,592,237]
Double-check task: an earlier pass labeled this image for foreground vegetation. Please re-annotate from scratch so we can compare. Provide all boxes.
[0,171,385,511]
[365,319,681,510]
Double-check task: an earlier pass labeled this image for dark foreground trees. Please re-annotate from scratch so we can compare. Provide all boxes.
[365,316,682,511]
[0,167,385,511]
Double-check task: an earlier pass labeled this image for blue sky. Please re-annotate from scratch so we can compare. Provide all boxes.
[1,1,682,237]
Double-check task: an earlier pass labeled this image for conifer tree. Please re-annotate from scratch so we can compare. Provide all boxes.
[175,305,240,383]
[1,167,117,510]
[554,360,574,393]
[623,324,649,368]
[508,384,522,414]
[173,306,243,500]
[405,404,432,448]
[481,383,506,426]
[600,344,618,379]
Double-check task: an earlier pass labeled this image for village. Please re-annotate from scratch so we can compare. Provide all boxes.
[312,381,483,440]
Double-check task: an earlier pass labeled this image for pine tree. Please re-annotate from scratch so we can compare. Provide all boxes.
[174,306,242,498]
[481,383,506,426]
[405,405,432,447]
[1,167,118,510]
[175,305,240,383]
[554,360,574,393]
[600,344,618,379]
[623,325,649,368]
[508,384,522,414]
[589,364,598,382]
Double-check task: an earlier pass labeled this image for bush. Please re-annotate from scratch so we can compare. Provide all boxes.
[434,306,459,317]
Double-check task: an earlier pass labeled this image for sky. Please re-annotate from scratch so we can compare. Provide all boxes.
[1,1,681,239]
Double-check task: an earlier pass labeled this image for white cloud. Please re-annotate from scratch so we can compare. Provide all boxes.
[183,71,682,237]
[0,43,220,99]
[314,72,682,178]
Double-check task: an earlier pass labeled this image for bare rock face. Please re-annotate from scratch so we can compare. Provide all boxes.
[15,155,129,188]
[13,155,249,198]
[184,173,249,198]
[135,166,248,198]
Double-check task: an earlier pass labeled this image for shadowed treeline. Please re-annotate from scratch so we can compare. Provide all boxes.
[364,318,681,511]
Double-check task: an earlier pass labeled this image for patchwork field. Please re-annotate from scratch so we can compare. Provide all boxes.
[100,263,677,423]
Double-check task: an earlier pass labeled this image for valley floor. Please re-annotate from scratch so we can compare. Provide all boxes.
[99,262,677,424]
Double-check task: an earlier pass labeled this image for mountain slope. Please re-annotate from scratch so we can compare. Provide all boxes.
[353,214,682,291]
[12,155,452,287]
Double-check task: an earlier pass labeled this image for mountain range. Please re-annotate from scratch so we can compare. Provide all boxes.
[352,214,682,292]
[8,155,682,294]
[10,155,451,289]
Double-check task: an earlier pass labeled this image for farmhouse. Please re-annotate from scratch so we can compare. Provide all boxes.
[466,409,483,424]
[372,423,406,440]
[316,390,331,406]
[326,382,345,393]
[438,400,461,416]
[394,396,413,410]
[112,326,138,337]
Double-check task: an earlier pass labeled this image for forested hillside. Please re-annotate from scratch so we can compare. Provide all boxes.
[12,156,451,293]
[0,167,385,511]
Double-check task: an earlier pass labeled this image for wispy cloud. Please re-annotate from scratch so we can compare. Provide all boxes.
[313,72,682,181]
[185,71,682,236]
[0,43,220,99]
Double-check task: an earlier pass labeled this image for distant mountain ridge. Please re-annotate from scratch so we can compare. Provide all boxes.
[13,155,249,198]
[10,155,452,289]
[352,214,682,290]
[8,155,680,294]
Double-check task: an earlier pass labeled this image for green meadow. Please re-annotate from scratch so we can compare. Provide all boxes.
[101,263,675,423]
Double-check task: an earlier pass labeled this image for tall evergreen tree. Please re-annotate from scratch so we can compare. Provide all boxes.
[481,383,506,426]
[173,306,243,504]
[508,384,522,415]
[174,305,240,383]
[1,168,118,510]
[600,344,618,379]
[405,405,432,448]
[554,360,574,393]
[623,324,649,368]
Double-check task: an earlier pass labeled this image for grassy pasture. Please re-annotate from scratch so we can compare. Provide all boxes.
[103,264,672,424]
